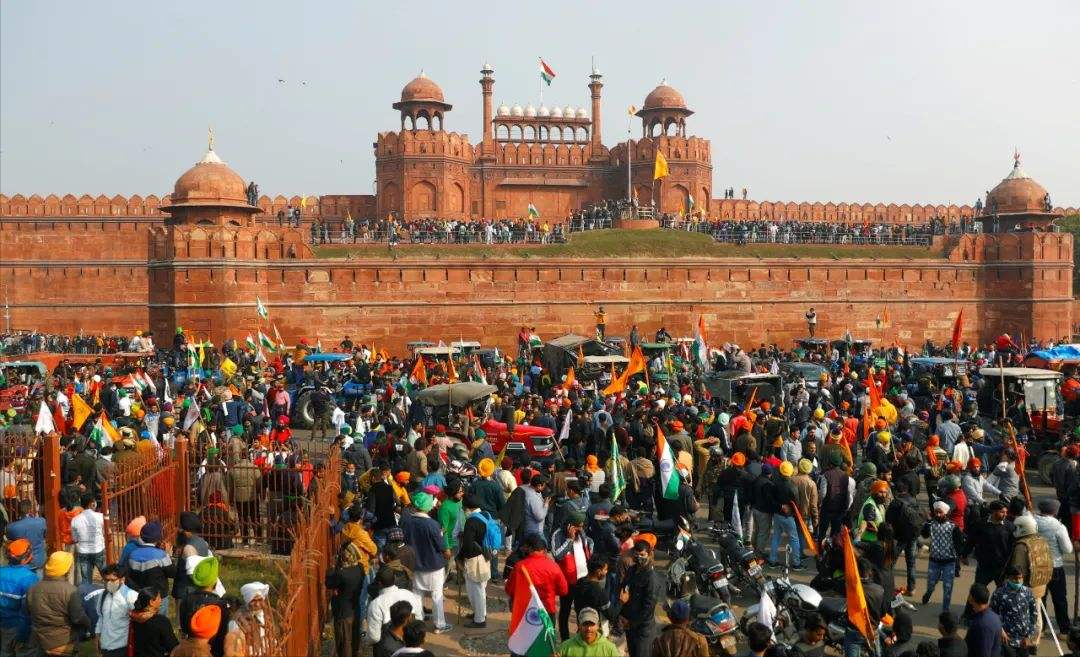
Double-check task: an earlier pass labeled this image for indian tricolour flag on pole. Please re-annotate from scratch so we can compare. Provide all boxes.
[527,203,540,219]
[508,566,557,657]
[258,330,276,352]
[256,297,269,320]
[610,434,626,501]
[655,423,681,500]
[245,335,257,351]
[687,194,695,212]
[539,59,556,86]
[693,315,710,371]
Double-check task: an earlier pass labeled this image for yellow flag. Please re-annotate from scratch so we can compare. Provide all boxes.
[72,393,93,430]
[197,341,206,368]
[653,149,669,180]
[220,357,237,378]
[300,195,307,210]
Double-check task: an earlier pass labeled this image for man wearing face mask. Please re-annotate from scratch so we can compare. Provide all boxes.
[619,540,664,657]
[95,565,139,657]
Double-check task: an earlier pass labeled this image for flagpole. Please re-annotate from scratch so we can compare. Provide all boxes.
[626,112,633,205]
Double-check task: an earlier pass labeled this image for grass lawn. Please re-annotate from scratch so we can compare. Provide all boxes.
[314,229,943,260]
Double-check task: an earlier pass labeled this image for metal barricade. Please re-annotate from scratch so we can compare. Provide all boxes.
[0,431,61,551]
[99,447,179,564]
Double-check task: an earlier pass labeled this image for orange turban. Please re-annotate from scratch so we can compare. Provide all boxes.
[636,532,657,550]
[585,455,600,472]
[730,452,746,467]
[189,604,222,639]
[927,435,940,447]
[946,460,963,474]
[126,516,147,539]
[870,480,889,495]
[394,472,411,485]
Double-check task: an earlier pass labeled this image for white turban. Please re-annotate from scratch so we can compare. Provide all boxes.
[241,581,270,605]
[932,501,950,515]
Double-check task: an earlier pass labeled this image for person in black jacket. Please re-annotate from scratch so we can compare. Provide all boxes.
[961,500,1009,586]
[885,480,923,595]
[366,463,399,548]
[130,588,178,657]
[769,462,803,569]
[620,540,665,657]
[457,495,490,628]
[573,558,624,636]
[327,542,365,657]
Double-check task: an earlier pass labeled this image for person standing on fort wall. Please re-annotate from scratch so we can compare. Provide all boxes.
[594,307,607,341]
[806,308,818,337]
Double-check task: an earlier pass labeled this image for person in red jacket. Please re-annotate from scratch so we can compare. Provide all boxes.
[505,532,568,618]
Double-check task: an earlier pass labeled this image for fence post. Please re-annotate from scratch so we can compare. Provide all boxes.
[175,437,190,513]
[41,432,62,553]
[101,480,114,565]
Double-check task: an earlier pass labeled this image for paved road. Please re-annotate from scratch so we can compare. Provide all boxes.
[295,431,1076,656]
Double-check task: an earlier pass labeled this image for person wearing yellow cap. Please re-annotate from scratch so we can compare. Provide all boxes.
[791,459,820,544]
[27,551,92,655]
[855,480,891,543]
[465,456,507,582]
[769,462,803,570]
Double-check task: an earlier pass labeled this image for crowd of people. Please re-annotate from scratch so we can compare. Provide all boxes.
[1,333,138,357]
[299,216,564,246]
[1,325,1079,657]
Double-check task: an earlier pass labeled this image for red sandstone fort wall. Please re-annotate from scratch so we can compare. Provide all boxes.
[6,193,1074,223]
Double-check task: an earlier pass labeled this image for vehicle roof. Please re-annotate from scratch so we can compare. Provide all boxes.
[416,346,460,355]
[708,371,781,381]
[977,367,1062,379]
[911,357,962,365]
[640,342,674,349]
[407,341,434,347]
[583,355,630,364]
[303,352,352,362]
[547,334,591,348]
[795,338,829,346]
[0,361,46,368]
[450,341,481,348]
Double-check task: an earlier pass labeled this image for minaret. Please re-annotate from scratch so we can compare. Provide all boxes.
[480,63,495,158]
[588,65,603,152]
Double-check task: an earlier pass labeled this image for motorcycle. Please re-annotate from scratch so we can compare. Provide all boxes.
[669,520,738,603]
[670,572,739,655]
[708,522,767,594]
[739,572,847,650]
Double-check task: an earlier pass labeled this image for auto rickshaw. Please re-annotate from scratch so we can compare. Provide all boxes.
[703,371,784,409]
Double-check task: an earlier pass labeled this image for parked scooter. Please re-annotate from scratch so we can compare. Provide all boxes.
[671,573,740,655]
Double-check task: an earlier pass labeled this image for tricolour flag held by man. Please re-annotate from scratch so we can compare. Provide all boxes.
[841,526,877,648]
[507,566,557,657]
[655,422,681,500]
[527,203,540,219]
[687,194,695,212]
[610,434,626,501]
[256,297,270,320]
[72,393,93,431]
[539,58,556,86]
[183,400,201,431]
[693,315,710,371]
[245,335,257,351]
[654,149,669,180]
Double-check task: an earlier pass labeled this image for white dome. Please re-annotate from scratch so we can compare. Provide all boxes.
[524,104,537,117]
[551,106,564,117]
[497,103,510,117]
[563,105,575,117]
[538,105,550,117]
[511,104,524,117]
[576,107,588,118]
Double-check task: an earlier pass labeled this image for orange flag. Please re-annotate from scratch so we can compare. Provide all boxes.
[881,306,890,325]
[951,309,964,352]
[602,366,628,396]
[52,404,67,435]
[447,359,459,383]
[563,367,576,391]
[410,358,427,386]
[791,504,818,556]
[71,393,93,431]
[841,526,876,647]
[626,346,647,378]
[864,370,882,412]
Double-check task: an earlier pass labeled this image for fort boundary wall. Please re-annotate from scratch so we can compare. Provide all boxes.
[1,217,1072,350]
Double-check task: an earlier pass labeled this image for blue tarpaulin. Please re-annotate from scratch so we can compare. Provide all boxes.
[1029,345,1080,361]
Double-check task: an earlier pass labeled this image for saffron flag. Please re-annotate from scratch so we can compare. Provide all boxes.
[864,370,882,413]
[951,308,964,352]
[508,566,557,657]
[655,422,681,500]
[562,367,576,391]
[410,358,428,387]
[539,58,556,86]
[52,404,67,435]
[98,411,121,445]
[653,149,669,180]
[527,203,540,219]
[841,526,877,647]
[34,401,55,435]
[610,433,626,501]
[601,366,627,396]
[72,393,93,430]
[626,345,647,379]
[256,297,270,320]
[882,306,890,325]
[447,359,459,383]
[791,504,818,556]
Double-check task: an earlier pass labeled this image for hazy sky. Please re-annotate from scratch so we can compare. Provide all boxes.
[2,1,1077,206]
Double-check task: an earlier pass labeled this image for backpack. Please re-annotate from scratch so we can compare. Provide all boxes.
[1017,535,1054,589]
[472,510,503,551]
[886,497,925,542]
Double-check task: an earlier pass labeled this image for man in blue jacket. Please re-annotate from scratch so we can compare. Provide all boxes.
[4,500,46,572]
[0,539,39,657]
